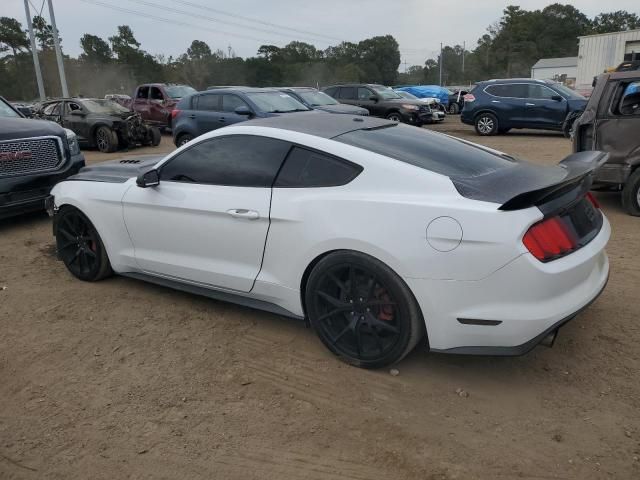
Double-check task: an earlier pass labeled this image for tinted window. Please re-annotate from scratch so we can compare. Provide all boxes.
[485,84,527,98]
[66,102,82,114]
[137,86,149,99]
[528,84,558,100]
[275,147,362,187]
[160,135,291,187]
[323,87,338,97]
[357,87,373,100]
[196,94,220,111]
[222,94,249,112]
[150,87,163,101]
[334,124,517,178]
[338,87,356,100]
[618,81,640,116]
[0,100,20,118]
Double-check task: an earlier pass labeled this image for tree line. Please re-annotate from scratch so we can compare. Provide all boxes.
[1,4,639,101]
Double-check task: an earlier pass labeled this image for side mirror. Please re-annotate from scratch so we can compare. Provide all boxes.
[136,169,160,188]
[235,105,252,116]
[369,95,379,102]
[551,95,563,102]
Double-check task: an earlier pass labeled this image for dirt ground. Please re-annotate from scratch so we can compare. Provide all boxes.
[1,119,639,480]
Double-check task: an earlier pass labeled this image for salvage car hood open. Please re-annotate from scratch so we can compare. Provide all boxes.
[67,155,163,183]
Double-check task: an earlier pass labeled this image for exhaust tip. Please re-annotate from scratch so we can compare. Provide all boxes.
[540,330,558,348]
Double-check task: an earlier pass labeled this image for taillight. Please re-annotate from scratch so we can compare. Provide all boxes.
[171,108,181,119]
[523,216,579,262]
[463,93,476,102]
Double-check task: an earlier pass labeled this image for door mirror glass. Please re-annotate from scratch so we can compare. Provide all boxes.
[234,105,252,116]
[136,169,160,188]
[551,95,563,102]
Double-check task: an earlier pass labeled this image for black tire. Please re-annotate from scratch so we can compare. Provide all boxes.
[176,133,193,147]
[95,126,118,153]
[562,110,582,139]
[386,112,403,123]
[474,112,499,136]
[622,168,640,216]
[449,103,460,114]
[55,207,112,282]
[150,127,161,146]
[305,251,425,369]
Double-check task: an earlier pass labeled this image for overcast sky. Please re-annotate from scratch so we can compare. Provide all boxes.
[4,0,639,67]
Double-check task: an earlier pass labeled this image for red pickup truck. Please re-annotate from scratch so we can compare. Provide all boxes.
[116,83,196,130]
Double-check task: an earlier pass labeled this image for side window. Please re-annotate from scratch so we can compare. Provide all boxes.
[485,84,527,98]
[275,146,363,188]
[338,87,356,100]
[137,86,149,99]
[43,102,60,115]
[222,94,249,112]
[196,94,220,111]
[528,84,558,100]
[159,135,291,187]
[357,87,373,100]
[323,87,337,98]
[149,87,164,101]
[617,81,640,116]
[66,102,81,114]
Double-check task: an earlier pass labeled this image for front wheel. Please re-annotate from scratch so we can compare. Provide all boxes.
[622,169,640,216]
[176,133,193,147]
[55,207,112,282]
[386,112,403,123]
[305,251,425,369]
[475,113,499,136]
[95,126,118,153]
[149,127,161,146]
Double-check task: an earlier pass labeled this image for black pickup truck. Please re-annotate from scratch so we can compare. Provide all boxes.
[0,96,86,220]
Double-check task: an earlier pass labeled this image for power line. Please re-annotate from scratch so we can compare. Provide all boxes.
[79,0,288,45]
[123,0,334,45]
[170,0,343,43]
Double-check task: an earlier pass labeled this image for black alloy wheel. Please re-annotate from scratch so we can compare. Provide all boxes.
[305,252,424,369]
[386,112,403,123]
[95,126,118,153]
[56,207,112,282]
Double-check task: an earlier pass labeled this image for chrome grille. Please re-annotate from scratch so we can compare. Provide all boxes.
[0,136,63,177]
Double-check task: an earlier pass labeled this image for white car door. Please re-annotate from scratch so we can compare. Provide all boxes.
[122,134,291,292]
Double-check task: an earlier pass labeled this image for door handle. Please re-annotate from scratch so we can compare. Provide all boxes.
[188,114,196,119]
[526,103,536,106]
[227,209,259,220]
[219,117,226,122]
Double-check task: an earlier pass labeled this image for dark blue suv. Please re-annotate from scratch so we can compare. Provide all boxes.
[172,87,312,146]
[461,79,587,136]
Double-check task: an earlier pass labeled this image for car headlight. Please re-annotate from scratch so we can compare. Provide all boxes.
[64,128,81,156]
[401,104,420,111]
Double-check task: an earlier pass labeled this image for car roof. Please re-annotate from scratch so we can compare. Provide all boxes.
[607,71,640,80]
[200,87,280,94]
[239,111,394,138]
[324,84,385,88]
[277,87,317,91]
[478,78,554,85]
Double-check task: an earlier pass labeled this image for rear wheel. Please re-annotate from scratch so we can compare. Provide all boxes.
[386,112,403,123]
[95,126,118,153]
[622,168,640,216]
[305,251,424,369]
[56,207,112,281]
[449,103,460,114]
[475,113,499,136]
[176,133,193,147]
[149,127,161,146]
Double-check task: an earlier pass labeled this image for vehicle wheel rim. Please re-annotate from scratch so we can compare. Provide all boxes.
[389,115,400,122]
[313,264,401,361]
[57,212,99,278]
[478,117,494,134]
[97,130,109,151]
[180,136,191,146]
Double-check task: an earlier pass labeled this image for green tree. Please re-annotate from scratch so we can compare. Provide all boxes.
[32,15,55,50]
[358,35,401,84]
[591,11,640,34]
[0,17,29,57]
[187,40,211,60]
[79,34,111,63]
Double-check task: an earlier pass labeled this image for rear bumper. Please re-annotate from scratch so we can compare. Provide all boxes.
[0,152,85,220]
[406,215,611,354]
[593,163,631,187]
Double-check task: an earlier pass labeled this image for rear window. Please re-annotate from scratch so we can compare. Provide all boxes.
[334,124,517,177]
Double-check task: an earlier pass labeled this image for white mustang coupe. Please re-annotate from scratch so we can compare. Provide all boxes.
[47,113,610,368]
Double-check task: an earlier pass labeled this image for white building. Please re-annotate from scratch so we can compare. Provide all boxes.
[576,29,640,93]
[530,57,578,86]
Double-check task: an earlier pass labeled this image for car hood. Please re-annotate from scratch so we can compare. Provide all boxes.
[314,104,369,115]
[67,154,163,183]
[0,117,65,141]
[383,98,425,106]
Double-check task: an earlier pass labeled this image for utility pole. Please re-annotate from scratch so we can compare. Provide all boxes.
[462,41,466,75]
[47,0,69,97]
[439,43,443,86]
[23,0,45,100]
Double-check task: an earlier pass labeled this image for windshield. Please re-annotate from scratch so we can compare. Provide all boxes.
[372,85,402,100]
[81,99,132,114]
[166,85,196,98]
[297,90,338,106]
[552,84,585,100]
[0,100,21,118]
[246,92,310,113]
[396,91,417,100]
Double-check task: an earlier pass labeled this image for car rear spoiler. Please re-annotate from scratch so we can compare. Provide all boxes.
[498,151,609,211]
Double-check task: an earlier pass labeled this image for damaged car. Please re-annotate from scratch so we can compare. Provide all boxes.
[573,71,640,215]
[35,98,161,153]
